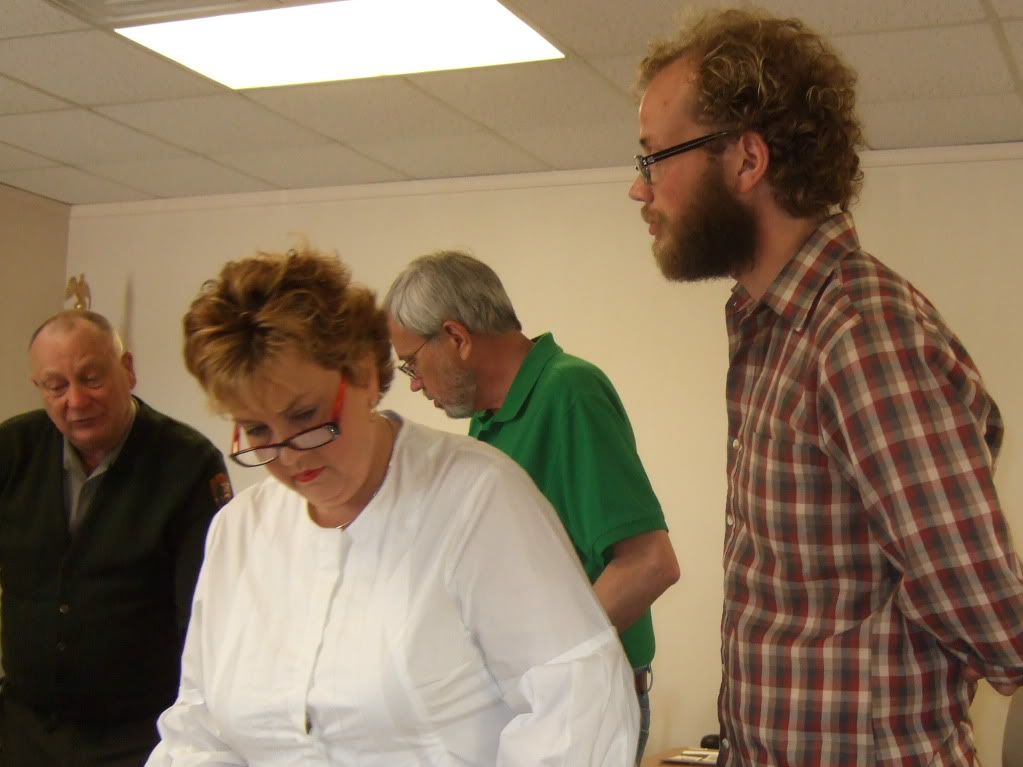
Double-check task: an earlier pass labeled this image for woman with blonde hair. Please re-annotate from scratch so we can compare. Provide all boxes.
[145,247,637,766]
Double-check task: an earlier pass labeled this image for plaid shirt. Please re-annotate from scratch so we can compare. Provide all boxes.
[720,212,1023,766]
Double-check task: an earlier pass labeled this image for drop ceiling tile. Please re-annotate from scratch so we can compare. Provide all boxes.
[0,76,67,114]
[500,118,638,170]
[247,78,486,143]
[755,0,984,34]
[214,143,408,188]
[587,55,644,98]
[503,0,714,57]
[410,58,634,133]
[509,0,985,56]
[0,166,151,204]
[99,95,328,154]
[412,58,638,171]
[0,142,56,171]
[82,156,274,197]
[0,30,220,105]
[991,0,1023,18]
[0,0,89,38]
[834,25,1013,102]
[860,94,1023,149]
[1006,21,1023,69]
[351,132,550,178]
[0,110,185,163]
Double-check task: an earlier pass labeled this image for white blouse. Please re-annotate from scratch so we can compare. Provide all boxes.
[147,416,638,767]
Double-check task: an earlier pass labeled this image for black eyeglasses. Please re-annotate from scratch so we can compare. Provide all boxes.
[397,336,433,379]
[229,378,347,467]
[634,130,735,184]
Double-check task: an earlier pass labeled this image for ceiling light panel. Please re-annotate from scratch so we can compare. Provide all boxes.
[116,0,563,89]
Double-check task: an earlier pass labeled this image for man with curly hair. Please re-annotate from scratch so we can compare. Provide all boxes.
[630,8,1023,765]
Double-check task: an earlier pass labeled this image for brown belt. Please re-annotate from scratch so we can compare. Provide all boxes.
[635,667,651,693]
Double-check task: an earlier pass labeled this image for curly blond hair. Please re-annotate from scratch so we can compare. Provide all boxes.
[638,8,864,217]
[183,247,393,409]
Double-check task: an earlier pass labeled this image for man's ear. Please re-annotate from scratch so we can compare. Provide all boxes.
[441,320,473,361]
[121,351,138,390]
[728,130,770,195]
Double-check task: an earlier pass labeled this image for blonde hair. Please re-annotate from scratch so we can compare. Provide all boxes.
[183,247,393,409]
[638,8,864,217]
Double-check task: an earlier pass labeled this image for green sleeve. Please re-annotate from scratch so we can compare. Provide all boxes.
[552,380,666,579]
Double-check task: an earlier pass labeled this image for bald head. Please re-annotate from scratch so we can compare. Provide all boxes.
[30,311,136,471]
[30,310,124,354]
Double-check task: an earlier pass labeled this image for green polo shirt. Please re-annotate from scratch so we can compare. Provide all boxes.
[469,333,666,667]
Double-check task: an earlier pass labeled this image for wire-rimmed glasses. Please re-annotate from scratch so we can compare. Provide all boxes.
[397,336,433,379]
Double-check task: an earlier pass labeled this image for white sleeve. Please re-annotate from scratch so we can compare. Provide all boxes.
[145,517,246,767]
[448,462,639,767]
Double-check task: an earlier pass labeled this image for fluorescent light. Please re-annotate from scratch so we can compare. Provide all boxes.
[116,0,563,89]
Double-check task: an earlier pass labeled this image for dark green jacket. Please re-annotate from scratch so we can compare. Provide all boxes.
[0,398,230,725]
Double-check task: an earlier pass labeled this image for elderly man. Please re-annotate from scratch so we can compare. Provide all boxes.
[0,310,231,767]
[386,251,679,765]
[630,8,1023,765]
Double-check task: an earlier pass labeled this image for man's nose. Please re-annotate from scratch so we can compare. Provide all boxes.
[628,175,652,203]
[409,377,423,393]
[65,381,90,409]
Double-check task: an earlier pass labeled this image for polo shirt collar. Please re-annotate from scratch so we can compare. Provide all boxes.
[728,211,860,332]
[473,332,560,426]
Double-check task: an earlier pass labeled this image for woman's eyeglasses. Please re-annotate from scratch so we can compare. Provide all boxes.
[229,378,347,468]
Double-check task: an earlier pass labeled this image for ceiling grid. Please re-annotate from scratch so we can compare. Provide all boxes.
[0,0,1020,204]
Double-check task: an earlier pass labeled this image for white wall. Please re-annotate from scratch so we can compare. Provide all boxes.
[0,184,69,420]
[66,143,1023,764]
[0,184,69,675]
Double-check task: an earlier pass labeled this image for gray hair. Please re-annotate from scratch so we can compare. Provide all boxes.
[384,251,521,336]
[30,309,126,354]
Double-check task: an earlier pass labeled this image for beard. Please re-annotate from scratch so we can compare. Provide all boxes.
[434,364,478,419]
[649,162,757,282]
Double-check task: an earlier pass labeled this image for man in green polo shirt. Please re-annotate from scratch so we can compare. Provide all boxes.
[385,251,680,765]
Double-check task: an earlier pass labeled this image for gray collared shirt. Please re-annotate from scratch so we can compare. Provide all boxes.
[62,400,137,535]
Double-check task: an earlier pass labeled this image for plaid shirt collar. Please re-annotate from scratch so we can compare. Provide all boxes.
[728,211,861,332]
